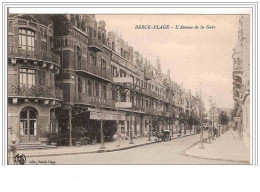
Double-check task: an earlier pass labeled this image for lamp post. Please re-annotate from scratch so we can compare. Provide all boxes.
[96,103,105,150]
[116,98,120,147]
[68,106,73,146]
[129,116,134,144]
[148,119,151,141]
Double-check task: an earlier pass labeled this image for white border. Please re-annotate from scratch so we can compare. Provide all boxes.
[0,2,259,192]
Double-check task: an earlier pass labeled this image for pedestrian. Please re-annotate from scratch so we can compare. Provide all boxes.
[8,127,19,165]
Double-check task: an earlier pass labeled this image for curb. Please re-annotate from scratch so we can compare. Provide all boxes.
[184,142,250,164]
[22,140,159,158]
[20,133,198,158]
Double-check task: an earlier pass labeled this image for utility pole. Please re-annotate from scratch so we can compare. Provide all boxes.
[68,106,72,146]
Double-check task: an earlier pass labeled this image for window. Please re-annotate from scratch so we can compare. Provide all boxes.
[38,70,46,86]
[101,58,106,71]
[76,15,80,28]
[20,107,37,136]
[19,29,35,51]
[120,69,126,77]
[8,21,13,32]
[19,68,36,88]
[87,80,92,95]
[103,85,107,98]
[98,32,102,40]
[77,46,81,68]
[89,53,95,66]
[102,34,105,44]
[111,66,118,77]
[95,82,99,97]
[112,89,116,100]
[78,76,82,93]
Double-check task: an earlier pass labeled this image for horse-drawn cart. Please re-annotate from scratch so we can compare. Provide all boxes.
[155,130,171,141]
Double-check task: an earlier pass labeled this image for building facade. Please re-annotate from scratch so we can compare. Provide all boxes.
[8,14,202,144]
[8,14,63,143]
[232,15,250,149]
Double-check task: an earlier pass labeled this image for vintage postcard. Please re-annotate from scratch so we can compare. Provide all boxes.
[4,4,255,166]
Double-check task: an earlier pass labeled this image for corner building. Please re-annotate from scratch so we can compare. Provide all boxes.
[8,15,62,143]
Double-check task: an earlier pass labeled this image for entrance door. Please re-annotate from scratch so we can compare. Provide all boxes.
[20,107,38,142]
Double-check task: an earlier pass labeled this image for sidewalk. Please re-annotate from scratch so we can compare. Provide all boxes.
[18,132,197,158]
[185,130,250,164]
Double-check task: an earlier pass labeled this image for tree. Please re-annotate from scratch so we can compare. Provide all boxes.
[218,110,229,125]
[231,102,239,122]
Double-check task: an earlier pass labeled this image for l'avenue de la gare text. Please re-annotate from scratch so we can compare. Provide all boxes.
[135,25,216,30]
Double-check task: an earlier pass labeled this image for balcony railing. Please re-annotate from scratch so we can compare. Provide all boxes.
[131,105,145,112]
[77,93,115,108]
[8,84,63,101]
[76,62,113,81]
[88,37,103,52]
[8,47,60,66]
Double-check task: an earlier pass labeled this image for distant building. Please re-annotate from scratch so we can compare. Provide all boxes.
[232,15,250,149]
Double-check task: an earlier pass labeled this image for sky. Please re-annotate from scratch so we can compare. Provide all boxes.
[96,14,239,108]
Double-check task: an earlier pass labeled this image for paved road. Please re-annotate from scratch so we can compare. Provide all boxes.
[25,134,243,165]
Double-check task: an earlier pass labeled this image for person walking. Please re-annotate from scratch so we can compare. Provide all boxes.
[8,127,19,165]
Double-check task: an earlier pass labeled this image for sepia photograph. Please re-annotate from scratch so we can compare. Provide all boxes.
[5,9,253,165]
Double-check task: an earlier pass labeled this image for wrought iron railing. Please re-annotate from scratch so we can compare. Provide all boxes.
[8,84,63,100]
[76,62,113,81]
[8,47,60,66]
[77,93,115,108]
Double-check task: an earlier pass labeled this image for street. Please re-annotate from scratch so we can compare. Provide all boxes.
[24,134,243,165]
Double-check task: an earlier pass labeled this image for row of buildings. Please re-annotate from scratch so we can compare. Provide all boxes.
[232,15,250,149]
[8,14,203,144]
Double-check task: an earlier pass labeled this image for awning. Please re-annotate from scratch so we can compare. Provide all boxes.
[89,109,126,121]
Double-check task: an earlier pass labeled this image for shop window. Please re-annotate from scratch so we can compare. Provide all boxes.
[20,107,37,136]
[19,28,35,51]
[19,68,36,88]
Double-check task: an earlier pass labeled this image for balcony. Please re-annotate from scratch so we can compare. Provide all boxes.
[8,84,63,101]
[145,108,156,115]
[8,47,60,67]
[76,93,115,108]
[76,62,113,82]
[156,111,170,117]
[88,37,103,52]
[131,105,145,112]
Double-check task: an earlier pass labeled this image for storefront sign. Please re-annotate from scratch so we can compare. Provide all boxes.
[90,111,125,121]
